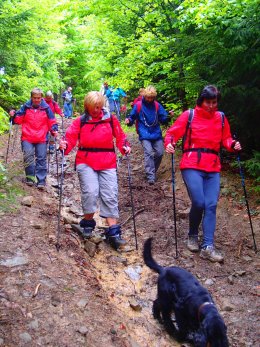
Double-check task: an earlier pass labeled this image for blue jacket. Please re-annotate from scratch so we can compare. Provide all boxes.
[104,87,126,101]
[127,98,169,141]
[62,91,74,104]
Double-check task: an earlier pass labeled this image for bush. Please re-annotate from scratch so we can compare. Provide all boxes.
[243,151,260,193]
[0,106,9,135]
[0,161,24,212]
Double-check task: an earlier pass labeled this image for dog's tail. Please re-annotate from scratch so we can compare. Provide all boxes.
[143,238,164,274]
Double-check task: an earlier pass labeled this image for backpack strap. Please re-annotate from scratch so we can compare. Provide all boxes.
[182,109,194,151]
[136,101,142,114]
[78,113,115,148]
[182,109,226,163]
[219,111,225,161]
[219,111,225,136]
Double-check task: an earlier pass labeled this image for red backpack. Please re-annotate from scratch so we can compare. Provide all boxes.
[135,101,159,134]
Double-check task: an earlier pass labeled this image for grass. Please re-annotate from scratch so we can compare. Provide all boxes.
[0,161,25,213]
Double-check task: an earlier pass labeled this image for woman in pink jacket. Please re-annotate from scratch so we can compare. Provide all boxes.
[165,85,241,262]
[60,91,131,250]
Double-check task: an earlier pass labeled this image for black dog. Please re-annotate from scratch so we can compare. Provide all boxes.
[143,238,229,347]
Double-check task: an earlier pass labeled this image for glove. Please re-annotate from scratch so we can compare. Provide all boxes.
[123,146,131,155]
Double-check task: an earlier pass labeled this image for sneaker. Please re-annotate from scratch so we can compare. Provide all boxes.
[148,179,155,185]
[200,246,224,263]
[187,236,199,252]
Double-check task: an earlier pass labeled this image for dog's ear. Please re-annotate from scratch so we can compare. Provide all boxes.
[193,329,207,347]
[204,317,229,347]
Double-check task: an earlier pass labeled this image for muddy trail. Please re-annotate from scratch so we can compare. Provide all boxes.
[0,119,259,347]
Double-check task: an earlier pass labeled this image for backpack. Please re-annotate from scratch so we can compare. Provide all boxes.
[135,100,160,134]
[73,113,115,171]
[182,109,225,161]
[78,112,115,150]
[136,100,159,114]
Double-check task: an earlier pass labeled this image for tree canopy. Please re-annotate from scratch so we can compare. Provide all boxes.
[0,0,259,153]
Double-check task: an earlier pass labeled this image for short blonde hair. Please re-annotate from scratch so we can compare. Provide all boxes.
[84,91,105,112]
[143,85,157,98]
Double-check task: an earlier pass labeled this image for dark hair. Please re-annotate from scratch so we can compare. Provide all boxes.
[31,87,43,97]
[196,85,221,106]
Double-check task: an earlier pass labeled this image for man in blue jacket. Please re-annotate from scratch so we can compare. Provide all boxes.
[125,85,173,185]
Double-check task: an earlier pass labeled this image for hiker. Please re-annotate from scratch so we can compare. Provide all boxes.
[165,85,241,262]
[59,91,131,250]
[131,88,145,107]
[44,90,63,153]
[62,86,75,119]
[125,85,173,185]
[103,82,127,121]
[9,87,58,189]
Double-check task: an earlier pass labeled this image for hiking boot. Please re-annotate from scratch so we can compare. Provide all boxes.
[37,182,46,190]
[79,219,96,239]
[187,236,199,252]
[105,224,126,250]
[26,179,34,187]
[200,246,224,263]
[147,179,155,185]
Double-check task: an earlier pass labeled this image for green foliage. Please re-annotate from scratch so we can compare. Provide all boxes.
[243,151,260,193]
[0,0,259,156]
[0,107,9,134]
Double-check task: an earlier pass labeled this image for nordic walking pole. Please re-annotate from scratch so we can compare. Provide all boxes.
[5,120,13,164]
[11,124,19,153]
[56,147,65,251]
[54,137,59,187]
[171,138,178,258]
[235,150,257,253]
[61,114,64,136]
[47,137,51,173]
[126,153,138,250]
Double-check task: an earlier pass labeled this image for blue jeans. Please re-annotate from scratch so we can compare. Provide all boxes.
[21,141,47,184]
[109,99,120,120]
[141,139,164,181]
[181,169,220,247]
[64,102,73,118]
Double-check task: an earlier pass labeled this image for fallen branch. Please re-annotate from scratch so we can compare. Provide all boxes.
[32,283,41,298]
[121,208,145,227]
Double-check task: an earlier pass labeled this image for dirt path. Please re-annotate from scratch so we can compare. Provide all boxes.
[0,121,259,347]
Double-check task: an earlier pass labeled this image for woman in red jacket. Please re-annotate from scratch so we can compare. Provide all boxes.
[165,85,241,262]
[60,91,131,250]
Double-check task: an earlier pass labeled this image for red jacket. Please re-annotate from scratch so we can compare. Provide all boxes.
[14,99,57,143]
[64,111,129,170]
[164,106,235,172]
[44,98,63,116]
